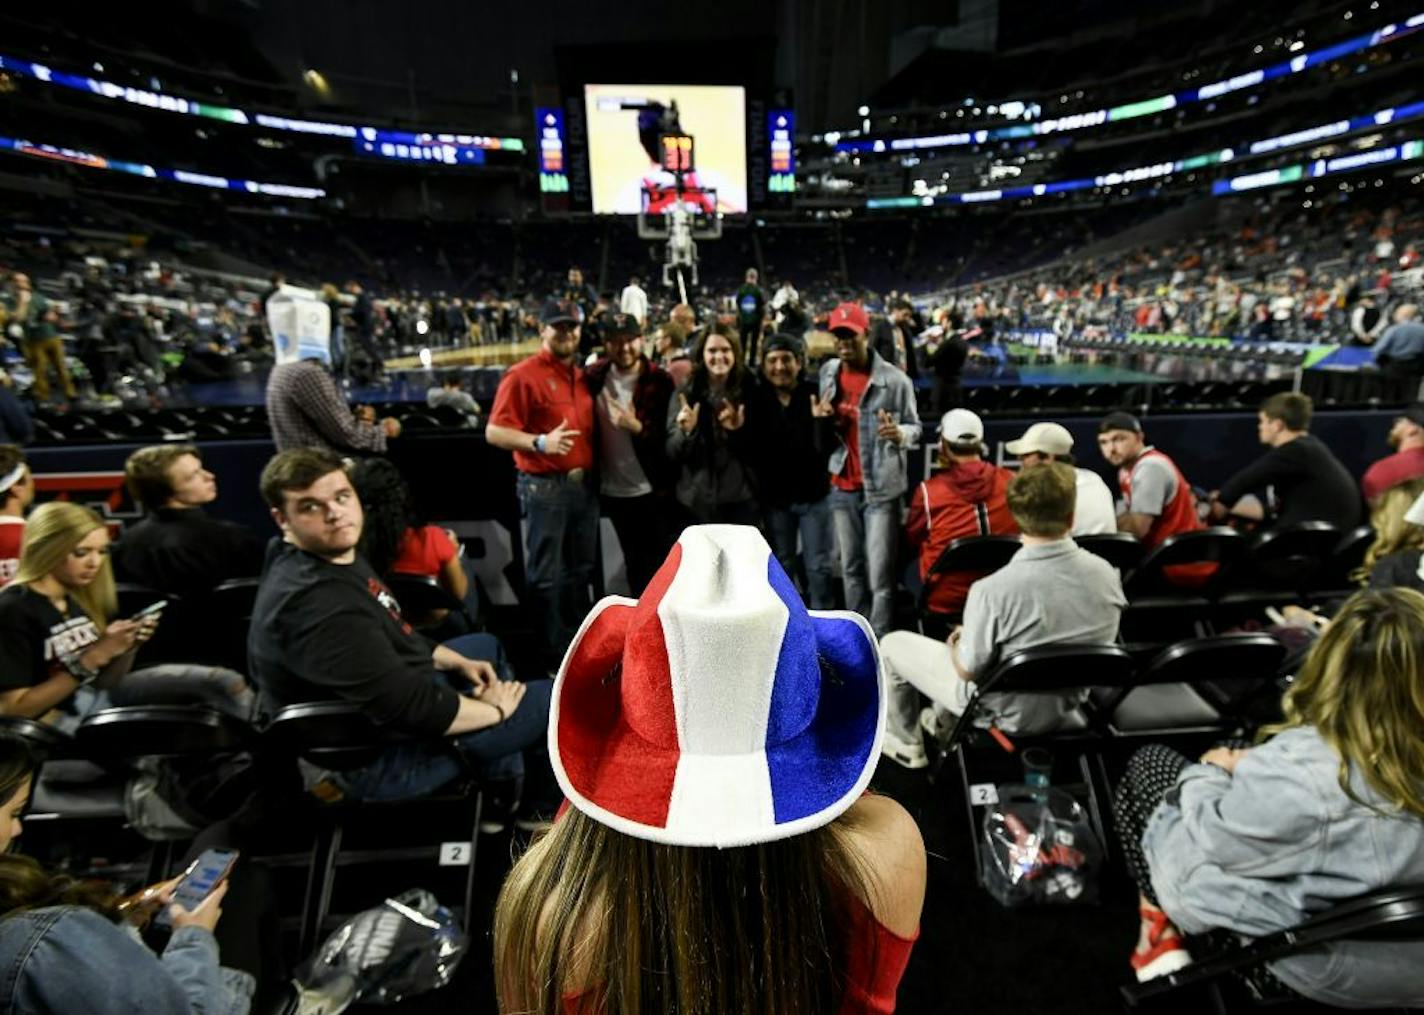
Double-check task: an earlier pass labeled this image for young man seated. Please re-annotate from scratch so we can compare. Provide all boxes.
[880,462,1126,767]
[112,444,266,599]
[247,449,552,805]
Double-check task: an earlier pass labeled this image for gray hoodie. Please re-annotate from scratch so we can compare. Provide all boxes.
[1143,726,1424,1008]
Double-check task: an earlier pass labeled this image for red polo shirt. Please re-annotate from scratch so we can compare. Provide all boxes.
[490,347,596,475]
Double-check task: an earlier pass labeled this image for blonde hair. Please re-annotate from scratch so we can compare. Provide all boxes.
[493,807,873,1014]
[1355,477,1424,583]
[1262,587,1424,819]
[14,502,115,631]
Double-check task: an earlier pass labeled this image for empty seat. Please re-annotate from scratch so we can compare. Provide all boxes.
[1076,532,1145,572]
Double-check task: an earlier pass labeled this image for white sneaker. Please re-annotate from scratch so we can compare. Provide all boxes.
[920,705,951,744]
[881,728,928,769]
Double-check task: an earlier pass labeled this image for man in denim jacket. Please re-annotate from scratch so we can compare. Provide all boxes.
[818,302,921,636]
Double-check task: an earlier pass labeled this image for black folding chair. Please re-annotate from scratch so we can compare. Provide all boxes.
[939,643,1136,889]
[1217,522,1342,615]
[1309,524,1374,596]
[387,572,473,628]
[1076,532,1146,572]
[264,701,485,953]
[916,534,1021,634]
[1101,632,1287,737]
[75,705,253,761]
[1121,528,1248,641]
[1122,884,1424,1008]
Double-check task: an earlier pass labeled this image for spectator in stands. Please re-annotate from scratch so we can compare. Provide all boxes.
[486,299,599,671]
[822,302,921,636]
[1349,294,1384,346]
[0,741,256,1013]
[908,409,1016,621]
[651,324,693,387]
[563,266,598,325]
[425,370,480,420]
[1098,411,1211,582]
[669,301,706,351]
[925,319,969,416]
[619,274,648,329]
[1115,587,1424,1004]
[735,268,767,365]
[9,273,75,405]
[350,458,474,632]
[1361,403,1424,504]
[0,446,33,587]
[248,449,550,804]
[4,499,250,722]
[752,333,835,609]
[871,298,919,379]
[585,313,677,595]
[1358,478,1424,592]
[881,463,1125,768]
[667,328,760,526]
[112,445,265,599]
[1372,303,1424,379]
[266,351,400,456]
[343,280,384,383]
[1208,394,1362,531]
[493,525,925,1013]
[0,370,33,445]
[1005,422,1116,535]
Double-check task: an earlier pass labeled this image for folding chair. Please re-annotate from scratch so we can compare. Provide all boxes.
[1076,532,1145,572]
[1122,884,1424,1008]
[915,534,1021,636]
[264,701,486,954]
[1121,528,1248,641]
[1216,522,1342,619]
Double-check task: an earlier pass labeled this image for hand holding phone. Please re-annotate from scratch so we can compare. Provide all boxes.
[156,848,238,930]
[130,600,168,621]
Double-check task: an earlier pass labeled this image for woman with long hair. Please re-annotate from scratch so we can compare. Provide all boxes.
[0,738,253,1012]
[0,502,154,722]
[0,501,252,725]
[494,526,925,1013]
[665,327,762,526]
[1357,477,1424,590]
[1115,587,1424,1006]
[350,458,472,630]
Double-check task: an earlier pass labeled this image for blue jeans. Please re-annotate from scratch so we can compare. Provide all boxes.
[765,495,836,610]
[337,633,553,802]
[517,472,600,670]
[829,487,900,636]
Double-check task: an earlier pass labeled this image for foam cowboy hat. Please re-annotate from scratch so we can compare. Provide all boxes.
[549,525,886,848]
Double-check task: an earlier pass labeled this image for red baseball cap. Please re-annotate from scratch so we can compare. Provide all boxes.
[827,302,869,336]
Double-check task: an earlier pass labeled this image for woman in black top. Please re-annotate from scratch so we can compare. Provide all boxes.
[0,502,156,722]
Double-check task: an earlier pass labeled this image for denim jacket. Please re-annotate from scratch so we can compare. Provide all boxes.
[1143,727,1424,1008]
[0,905,253,1014]
[818,351,921,504]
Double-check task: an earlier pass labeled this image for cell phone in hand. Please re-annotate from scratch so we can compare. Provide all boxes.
[131,600,169,621]
[156,848,238,927]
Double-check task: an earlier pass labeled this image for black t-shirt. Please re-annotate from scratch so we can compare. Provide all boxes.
[0,586,99,690]
[112,508,266,599]
[1217,434,1364,530]
[247,541,460,736]
[735,284,765,325]
[1369,549,1424,593]
[748,378,833,508]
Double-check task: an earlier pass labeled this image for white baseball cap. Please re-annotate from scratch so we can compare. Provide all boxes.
[1004,421,1074,457]
[939,408,984,444]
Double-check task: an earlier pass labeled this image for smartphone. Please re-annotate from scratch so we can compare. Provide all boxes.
[131,600,169,620]
[157,848,239,926]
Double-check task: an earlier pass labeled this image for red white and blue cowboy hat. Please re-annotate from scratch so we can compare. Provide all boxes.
[549,525,886,848]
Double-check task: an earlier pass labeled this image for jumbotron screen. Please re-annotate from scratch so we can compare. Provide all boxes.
[584,84,748,215]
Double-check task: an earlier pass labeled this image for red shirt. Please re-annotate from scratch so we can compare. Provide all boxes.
[489,347,596,475]
[562,891,917,1014]
[1362,447,1424,503]
[831,364,873,493]
[391,525,456,579]
[0,517,22,587]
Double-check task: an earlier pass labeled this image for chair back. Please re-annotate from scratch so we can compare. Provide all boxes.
[0,716,74,762]
[980,643,1135,696]
[76,706,252,760]
[1246,521,1342,590]
[1126,527,1246,597]
[1075,533,1145,572]
[1312,524,1375,591]
[387,573,465,615]
[264,701,408,771]
[1137,632,1287,716]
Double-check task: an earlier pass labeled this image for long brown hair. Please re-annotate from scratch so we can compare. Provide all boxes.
[0,738,122,920]
[1354,477,1424,583]
[1262,587,1424,818]
[493,807,875,1014]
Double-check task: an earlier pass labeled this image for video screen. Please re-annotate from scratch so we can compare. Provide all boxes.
[584,84,748,215]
